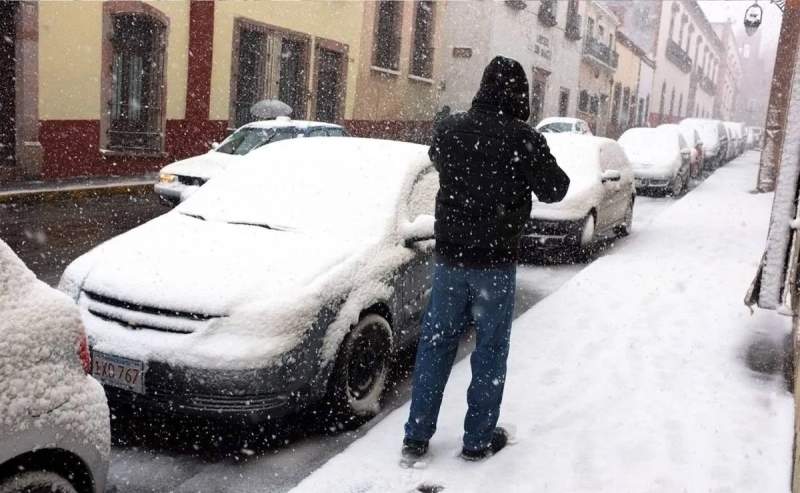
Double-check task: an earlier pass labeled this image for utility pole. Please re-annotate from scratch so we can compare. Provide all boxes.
[756,0,800,192]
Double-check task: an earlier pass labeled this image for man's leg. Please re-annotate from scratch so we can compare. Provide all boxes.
[462,265,516,452]
[404,260,472,443]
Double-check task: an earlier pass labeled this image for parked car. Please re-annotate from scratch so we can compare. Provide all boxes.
[662,123,704,178]
[60,138,436,427]
[522,134,634,255]
[722,124,738,161]
[746,126,764,149]
[681,118,728,167]
[1,241,110,493]
[535,117,593,135]
[155,117,349,205]
[619,126,691,196]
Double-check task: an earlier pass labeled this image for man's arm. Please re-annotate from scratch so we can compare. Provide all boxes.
[428,122,445,173]
[526,131,570,203]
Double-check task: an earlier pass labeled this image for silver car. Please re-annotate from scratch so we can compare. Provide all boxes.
[0,241,110,493]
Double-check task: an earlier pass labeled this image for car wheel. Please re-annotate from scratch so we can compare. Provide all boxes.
[616,198,634,237]
[0,470,78,493]
[326,313,393,428]
[670,169,686,197]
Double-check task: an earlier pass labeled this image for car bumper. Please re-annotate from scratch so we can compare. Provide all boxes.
[633,176,672,189]
[154,183,186,205]
[98,355,307,421]
[520,217,584,249]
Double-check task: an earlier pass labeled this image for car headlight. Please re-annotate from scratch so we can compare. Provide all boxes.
[159,173,177,184]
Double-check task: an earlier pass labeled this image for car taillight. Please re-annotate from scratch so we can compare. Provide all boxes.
[78,332,91,374]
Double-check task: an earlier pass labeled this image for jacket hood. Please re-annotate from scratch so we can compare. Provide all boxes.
[471,56,530,121]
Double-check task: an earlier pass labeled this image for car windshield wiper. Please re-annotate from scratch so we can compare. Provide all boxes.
[227,221,282,231]
[181,212,206,221]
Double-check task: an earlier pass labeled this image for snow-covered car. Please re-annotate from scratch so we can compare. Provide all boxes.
[725,121,746,156]
[155,117,349,205]
[522,134,634,254]
[722,123,738,161]
[0,241,110,493]
[60,138,437,426]
[746,126,763,149]
[535,117,593,135]
[619,126,691,196]
[681,118,728,167]
[662,123,704,177]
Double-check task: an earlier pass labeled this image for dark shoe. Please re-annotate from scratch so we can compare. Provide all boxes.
[461,427,509,461]
[402,437,429,460]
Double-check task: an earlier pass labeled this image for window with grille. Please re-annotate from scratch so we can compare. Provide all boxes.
[108,13,166,153]
[558,88,570,117]
[579,90,589,112]
[411,1,435,78]
[373,1,403,71]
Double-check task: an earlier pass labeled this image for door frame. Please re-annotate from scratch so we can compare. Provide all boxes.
[311,37,349,124]
[0,0,42,182]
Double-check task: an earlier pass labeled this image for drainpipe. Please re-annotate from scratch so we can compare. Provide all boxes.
[756,0,800,192]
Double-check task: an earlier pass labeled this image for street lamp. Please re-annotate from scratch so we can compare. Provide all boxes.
[744,2,764,36]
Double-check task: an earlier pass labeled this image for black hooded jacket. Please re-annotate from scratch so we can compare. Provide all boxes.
[429,56,570,267]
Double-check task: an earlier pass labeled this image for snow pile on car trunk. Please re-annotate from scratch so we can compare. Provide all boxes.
[0,240,110,459]
[289,152,792,493]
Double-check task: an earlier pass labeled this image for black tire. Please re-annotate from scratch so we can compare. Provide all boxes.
[615,198,634,237]
[325,313,393,429]
[0,471,78,493]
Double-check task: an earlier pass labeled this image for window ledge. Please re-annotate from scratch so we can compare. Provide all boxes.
[100,148,167,159]
[408,74,435,84]
[370,65,401,77]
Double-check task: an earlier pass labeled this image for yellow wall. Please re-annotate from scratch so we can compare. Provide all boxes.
[352,0,446,121]
[615,42,641,93]
[39,0,189,121]
[39,1,103,119]
[209,0,365,121]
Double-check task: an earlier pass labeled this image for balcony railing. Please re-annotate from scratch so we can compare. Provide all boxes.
[666,39,692,74]
[538,1,557,27]
[583,37,618,69]
[565,13,582,40]
[700,75,716,95]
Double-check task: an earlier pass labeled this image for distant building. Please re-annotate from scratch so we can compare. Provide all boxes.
[608,30,654,138]
[735,21,775,127]
[712,21,743,121]
[436,0,587,126]
[607,0,725,125]
[577,1,620,136]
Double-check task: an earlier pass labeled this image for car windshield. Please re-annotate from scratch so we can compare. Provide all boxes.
[215,127,296,155]
[538,122,575,133]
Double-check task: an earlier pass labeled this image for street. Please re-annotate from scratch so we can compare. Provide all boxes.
[0,185,675,493]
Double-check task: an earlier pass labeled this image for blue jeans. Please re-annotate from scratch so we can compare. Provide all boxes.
[404,259,516,452]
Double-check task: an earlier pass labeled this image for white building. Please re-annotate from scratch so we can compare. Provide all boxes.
[712,21,743,121]
[435,0,587,125]
[636,54,656,127]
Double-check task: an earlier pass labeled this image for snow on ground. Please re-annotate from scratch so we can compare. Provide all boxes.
[290,151,794,493]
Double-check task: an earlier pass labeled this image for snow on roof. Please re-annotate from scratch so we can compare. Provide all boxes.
[538,117,585,126]
[0,240,110,458]
[619,127,680,167]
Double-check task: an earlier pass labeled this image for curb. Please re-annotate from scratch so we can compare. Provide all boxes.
[0,180,155,205]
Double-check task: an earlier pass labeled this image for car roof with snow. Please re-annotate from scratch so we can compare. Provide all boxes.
[537,117,584,126]
[242,117,343,130]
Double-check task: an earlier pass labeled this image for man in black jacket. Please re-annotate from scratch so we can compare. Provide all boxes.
[402,56,570,463]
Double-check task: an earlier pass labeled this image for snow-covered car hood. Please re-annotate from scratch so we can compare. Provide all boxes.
[159,152,239,180]
[76,212,358,316]
[531,180,601,221]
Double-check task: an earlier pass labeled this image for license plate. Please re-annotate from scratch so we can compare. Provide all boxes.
[92,351,146,394]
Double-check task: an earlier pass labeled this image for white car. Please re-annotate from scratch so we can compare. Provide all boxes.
[535,117,593,135]
[522,134,635,254]
[60,138,437,426]
[155,117,348,205]
[681,118,728,167]
[0,241,110,493]
[662,123,703,177]
[619,127,691,196]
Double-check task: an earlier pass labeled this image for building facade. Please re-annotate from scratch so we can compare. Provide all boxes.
[436,0,586,126]
[577,1,620,136]
[608,30,651,138]
[0,0,448,183]
[712,21,742,121]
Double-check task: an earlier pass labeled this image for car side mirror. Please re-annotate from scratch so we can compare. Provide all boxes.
[400,214,435,248]
[211,142,220,150]
[601,170,621,183]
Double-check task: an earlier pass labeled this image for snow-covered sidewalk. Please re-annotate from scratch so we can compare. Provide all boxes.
[290,152,794,493]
